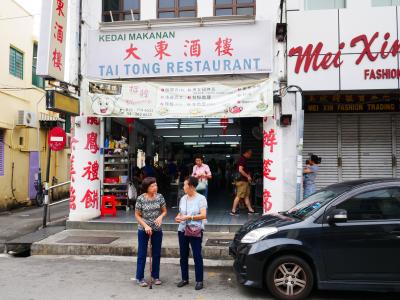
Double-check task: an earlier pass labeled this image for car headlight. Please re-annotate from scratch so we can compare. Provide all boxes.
[241,227,278,244]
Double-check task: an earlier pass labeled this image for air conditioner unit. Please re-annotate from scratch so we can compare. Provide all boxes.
[16,110,37,127]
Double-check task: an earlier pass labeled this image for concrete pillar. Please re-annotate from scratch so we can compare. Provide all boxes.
[262,113,284,214]
[69,116,101,221]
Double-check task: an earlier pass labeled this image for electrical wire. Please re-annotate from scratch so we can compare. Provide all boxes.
[0,14,39,21]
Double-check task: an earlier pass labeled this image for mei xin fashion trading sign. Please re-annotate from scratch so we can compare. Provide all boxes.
[86,21,272,79]
[82,79,273,118]
[287,6,400,91]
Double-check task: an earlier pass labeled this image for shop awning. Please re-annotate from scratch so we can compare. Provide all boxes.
[82,78,274,119]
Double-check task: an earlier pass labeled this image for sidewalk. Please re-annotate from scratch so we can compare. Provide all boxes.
[31,229,235,260]
[0,202,69,252]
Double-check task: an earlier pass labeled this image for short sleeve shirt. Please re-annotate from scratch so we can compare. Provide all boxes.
[192,163,212,184]
[178,193,208,232]
[304,165,318,186]
[135,193,166,231]
[237,156,249,182]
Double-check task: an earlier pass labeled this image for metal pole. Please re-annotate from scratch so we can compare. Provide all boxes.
[42,182,49,228]
[295,90,304,204]
[42,146,51,228]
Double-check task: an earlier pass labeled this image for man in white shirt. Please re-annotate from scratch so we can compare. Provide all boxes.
[192,156,212,198]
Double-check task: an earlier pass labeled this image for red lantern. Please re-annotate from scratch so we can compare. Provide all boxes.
[220,118,229,135]
[126,118,135,133]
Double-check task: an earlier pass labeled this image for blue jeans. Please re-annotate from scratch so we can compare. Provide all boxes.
[303,183,316,199]
[178,230,204,282]
[198,185,208,198]
[136,229,163,281]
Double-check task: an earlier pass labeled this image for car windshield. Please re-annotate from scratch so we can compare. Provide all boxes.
[285,189,342,220]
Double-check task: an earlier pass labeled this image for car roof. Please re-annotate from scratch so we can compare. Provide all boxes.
[325,178,400,194]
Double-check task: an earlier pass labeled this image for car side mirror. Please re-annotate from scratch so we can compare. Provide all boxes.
[327,208,348,225]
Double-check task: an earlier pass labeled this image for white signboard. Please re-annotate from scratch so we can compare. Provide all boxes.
[37,0,68,81]
[69,116,101,221]
[83,79,274,118]
[262,116,284,214]
[86,21,273,79]
[287,6,400,91]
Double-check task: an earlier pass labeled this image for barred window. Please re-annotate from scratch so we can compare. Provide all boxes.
[158,0,197,18]
[103,0,140,22]
[214,0,255,16]
[9,46,23,79]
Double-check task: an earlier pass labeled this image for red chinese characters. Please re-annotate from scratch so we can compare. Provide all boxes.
[184,39,201,57]
[52,49,63,71]
[263,159,276,181]
[84,132,99,154]
[154,40,171,60]
[70,154,76,182]
[215,37,234,56]
[264,129,277,153]
[87,117,100,125]
[80,189,99,209]
[263,189,273,213]
[124,43,141,60]
[82,160,99,181]
[56,0,65,17]
[69,186,76,210]
[53,22,64,43]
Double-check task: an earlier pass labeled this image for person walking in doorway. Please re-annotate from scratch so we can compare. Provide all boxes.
[192,155,212,198]
[230,149,256,216]
[134,177,167,287]
[303,154,321,198]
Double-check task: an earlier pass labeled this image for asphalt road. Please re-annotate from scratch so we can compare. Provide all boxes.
[0,255,398,300]
[0,201,69,252]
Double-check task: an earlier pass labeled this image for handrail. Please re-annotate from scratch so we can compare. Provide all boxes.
[42,180,71,228]
[48,181,71,190]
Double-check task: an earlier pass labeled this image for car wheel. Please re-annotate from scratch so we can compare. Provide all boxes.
[266,255,314,300]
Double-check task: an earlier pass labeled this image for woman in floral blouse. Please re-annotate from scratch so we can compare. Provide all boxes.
[135,177,167,287]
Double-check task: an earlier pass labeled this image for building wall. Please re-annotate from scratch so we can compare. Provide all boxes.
[0,0,70,210]
[78,0,299,211]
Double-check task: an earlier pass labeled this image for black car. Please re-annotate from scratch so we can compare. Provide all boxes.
[229,179,400,300]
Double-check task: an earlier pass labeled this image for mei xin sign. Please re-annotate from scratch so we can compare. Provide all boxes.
[289,31,400,80]
[287,6,400,91]
[305,94,400,113]
[86,21,272,79]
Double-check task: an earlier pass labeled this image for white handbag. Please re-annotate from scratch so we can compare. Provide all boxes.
[196,181,207,191]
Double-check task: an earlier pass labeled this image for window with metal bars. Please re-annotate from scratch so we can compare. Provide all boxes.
[158,0,197,18]
[102,0,140,22]
[214,0,256,16]
[9,46,23,79]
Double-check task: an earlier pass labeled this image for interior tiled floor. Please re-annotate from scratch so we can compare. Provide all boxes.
[95,182,263,225]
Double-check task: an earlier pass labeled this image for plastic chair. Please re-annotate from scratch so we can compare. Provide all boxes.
[101,195,117,217]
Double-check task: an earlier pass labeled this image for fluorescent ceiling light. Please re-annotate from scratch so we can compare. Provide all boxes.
[181,135,199,138]
[181,125,202,129]
[203,135,218,137]
[193,145,205,148]
[164,135,180,138]
[184,142,197,145]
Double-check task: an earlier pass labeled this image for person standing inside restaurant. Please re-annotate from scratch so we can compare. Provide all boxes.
[303,155,320,198]
[230,149,256,215]
[134,177,167,287]
[192,156,212,198]
[175,176,208,291]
